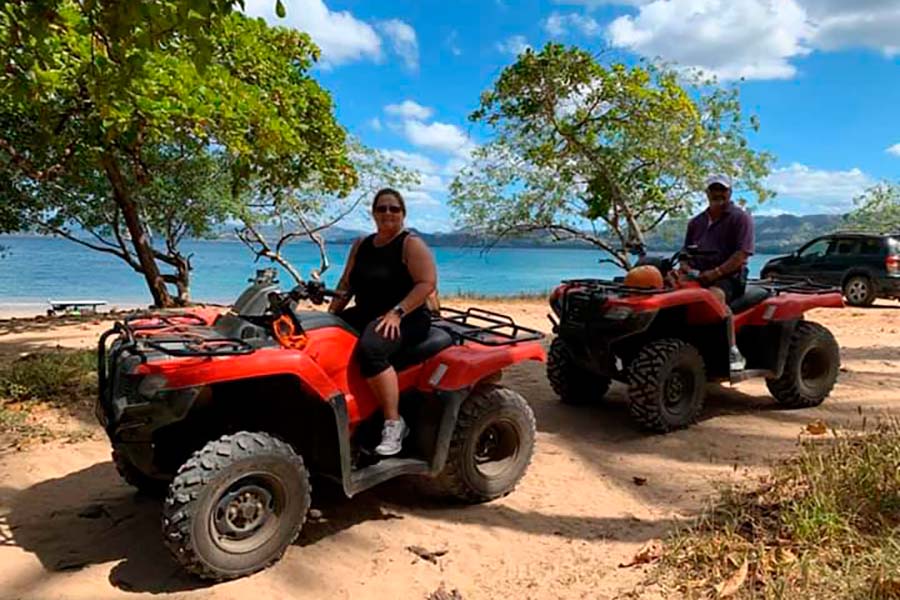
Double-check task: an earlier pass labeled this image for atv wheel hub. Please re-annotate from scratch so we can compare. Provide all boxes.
[212,478,284,552]
[664,369,694,413]
[474,421,519,478]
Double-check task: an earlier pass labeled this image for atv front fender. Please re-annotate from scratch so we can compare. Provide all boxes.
[135,347,342,401]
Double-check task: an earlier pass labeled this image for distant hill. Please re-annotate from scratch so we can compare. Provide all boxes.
[15,213,846,255]
[236,213,846,254]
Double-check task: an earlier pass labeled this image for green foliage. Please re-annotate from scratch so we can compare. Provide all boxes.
[844,182,900,234]
[0,350,96,402]
[0,3,355,305]
[450,44,774,268]
[658,421,900,599]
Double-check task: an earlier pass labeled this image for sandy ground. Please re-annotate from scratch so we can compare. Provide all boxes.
[1,299,899,599]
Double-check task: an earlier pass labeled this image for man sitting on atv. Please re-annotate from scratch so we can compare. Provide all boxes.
[327,188,438,456]
[681,173,755,371]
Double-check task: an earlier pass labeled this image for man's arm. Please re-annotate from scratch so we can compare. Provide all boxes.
[714,251,749,278]
[703,210,754,282]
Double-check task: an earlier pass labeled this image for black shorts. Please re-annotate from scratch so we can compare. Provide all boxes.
[339,306,431,378]
[710,275,746,304]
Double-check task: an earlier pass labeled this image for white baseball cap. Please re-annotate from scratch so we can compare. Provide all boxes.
[705,174,732,189]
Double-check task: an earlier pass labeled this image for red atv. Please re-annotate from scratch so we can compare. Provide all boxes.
[546,247,844,432]
[96,269,544,580]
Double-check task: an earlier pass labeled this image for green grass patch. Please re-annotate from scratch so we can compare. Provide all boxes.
[0,349,96,402]
[653,420,900,599]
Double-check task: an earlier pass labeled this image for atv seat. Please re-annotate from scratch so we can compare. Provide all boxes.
[729,285,771,314]
[391,326,455,371]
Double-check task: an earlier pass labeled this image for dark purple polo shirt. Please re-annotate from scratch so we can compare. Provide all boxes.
[684,202,755,272]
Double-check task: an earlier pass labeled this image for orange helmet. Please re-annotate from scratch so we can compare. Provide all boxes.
[623,265,664,289]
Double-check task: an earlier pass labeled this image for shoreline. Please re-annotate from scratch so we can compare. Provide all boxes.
[0,292,552,320]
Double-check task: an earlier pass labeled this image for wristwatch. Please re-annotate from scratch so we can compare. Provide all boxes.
[392,304,406,317]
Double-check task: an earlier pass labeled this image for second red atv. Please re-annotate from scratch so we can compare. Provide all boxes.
[97,269,545,580]
[547,247,844,433]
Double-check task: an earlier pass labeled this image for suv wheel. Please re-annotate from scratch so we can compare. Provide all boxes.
[843,275,875,307]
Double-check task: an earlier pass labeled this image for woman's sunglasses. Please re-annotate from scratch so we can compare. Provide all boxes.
[374,205,403,214]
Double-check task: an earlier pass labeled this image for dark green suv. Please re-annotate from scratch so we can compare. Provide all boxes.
[761,232,900,306]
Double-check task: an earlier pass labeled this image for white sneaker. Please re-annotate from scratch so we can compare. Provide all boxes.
[729,346,746,372]
[375,417,409,456]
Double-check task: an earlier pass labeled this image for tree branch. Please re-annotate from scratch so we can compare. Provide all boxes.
[41,223,139,267]
[236,223,305,284]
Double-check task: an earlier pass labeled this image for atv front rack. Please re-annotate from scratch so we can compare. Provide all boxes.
[435,307,544,346]
[124,311,210,330]
[560,278,671,295]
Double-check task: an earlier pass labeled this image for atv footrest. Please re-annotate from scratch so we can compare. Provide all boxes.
[348,457,430,496]
[729,369,776,384]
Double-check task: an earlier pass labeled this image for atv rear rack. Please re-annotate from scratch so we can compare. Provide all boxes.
[751,277,841,296]
[435,307,544,346]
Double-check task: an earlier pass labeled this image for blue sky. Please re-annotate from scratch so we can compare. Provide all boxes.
[245,0,900,232]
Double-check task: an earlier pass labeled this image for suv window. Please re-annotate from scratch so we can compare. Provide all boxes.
[859,238,884,255]
[799,239,830,259]
[830,238,860,255]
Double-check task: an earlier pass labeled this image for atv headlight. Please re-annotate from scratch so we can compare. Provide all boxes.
[137,374,169,398]
[604,306,633,320]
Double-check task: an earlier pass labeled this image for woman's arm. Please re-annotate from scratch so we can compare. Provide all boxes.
[327,238,362,313]
[398,235,437,313]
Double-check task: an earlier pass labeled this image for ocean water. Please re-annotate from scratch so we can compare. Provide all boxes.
[0,235,779,309]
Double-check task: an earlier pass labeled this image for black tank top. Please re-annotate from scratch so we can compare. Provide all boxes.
[349,231,420,320]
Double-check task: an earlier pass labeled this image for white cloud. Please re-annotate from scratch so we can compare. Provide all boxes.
[553,0,649,7]
[384,100,434,121]
[381,149,447,191]
[403,120,475,158]
[446,30,462,56]
[607,0,812,81]
[243,0,381,66]
[808,3,900,56]
[368,117,383,131]
[403,190,442,206]
[544,12,602,37]
[496,35,531,56]
[765,163,874,213]
[600,0,900,80]
[377,19,420,71]
[887,143,900,157]
[382,149,440,174]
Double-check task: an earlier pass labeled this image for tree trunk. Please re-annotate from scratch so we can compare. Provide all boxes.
[173,254,190,306]
[101,153,174,308]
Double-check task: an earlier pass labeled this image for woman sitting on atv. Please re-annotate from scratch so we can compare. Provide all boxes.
[327,188,438,456]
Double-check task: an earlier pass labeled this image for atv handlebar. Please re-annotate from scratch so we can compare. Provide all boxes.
[267,281,344,315]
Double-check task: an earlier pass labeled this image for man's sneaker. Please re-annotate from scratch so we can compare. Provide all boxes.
[729,346,746,372]
[375,417,409,456]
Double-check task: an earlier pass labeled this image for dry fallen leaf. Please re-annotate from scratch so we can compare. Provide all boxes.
[406,545,449,564]
[806,420,828,435]
[715,557,748,598]
[632,476,648,486]
[777,547,797,565]
[619,539,663,568]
